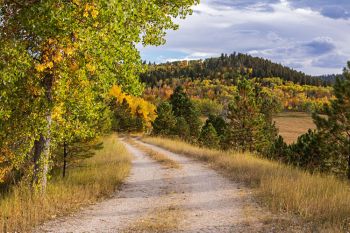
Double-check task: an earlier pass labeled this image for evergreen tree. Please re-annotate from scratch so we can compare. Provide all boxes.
[313,62,350,179]
[170,86,192,117]
[199,123,220,149]
[152,102,177,136]
[205,114,227,137]
[169,86,201,140]
[112,99,134,132]
[174,117,190,140]
[269,136,289,162]
[289,130,328,173]
[224,77,277,153]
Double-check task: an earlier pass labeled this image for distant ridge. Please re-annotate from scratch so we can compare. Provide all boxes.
[142,53,339,86]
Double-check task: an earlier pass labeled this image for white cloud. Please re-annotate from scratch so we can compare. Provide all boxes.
[140,0,350,75]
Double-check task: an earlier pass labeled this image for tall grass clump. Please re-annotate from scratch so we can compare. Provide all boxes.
[142,137,350,232]
[0,134,131,232]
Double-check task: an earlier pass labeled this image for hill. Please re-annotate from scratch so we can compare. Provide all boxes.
[141,53,337,86]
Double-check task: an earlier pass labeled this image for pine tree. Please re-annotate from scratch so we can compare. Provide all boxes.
[225,77,277,153]
[170,86,192,117]
[152,102,177,136]
[199,123,220,149]
[313,62,350,179]
[289,130,328,173]
[174,117,190,140]
[169,86,201,140]
[205,114,227,137]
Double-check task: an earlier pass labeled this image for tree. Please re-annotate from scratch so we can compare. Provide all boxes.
[205,114,227,137]
[169,86,201,140]
[170,86,193,117]
[313,62,350,179]
[225,77,277,153]
[0,0,199,191]
[289,130,328,173]
[199,123,220,149]
[152,102,177,136]
[174,117,190,140]
[110,85,157,132]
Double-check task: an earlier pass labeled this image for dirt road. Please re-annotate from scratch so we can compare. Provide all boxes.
[37,138,268,233]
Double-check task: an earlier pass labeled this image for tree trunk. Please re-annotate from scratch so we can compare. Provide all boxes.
[32,74,53,193]
[348,137,350,180]
[32,120,51,192]
[63,141,68,178]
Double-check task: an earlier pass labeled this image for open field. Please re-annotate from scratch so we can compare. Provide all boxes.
[274,112,316,144]
[142,136,350,232]
[0,134,131,233]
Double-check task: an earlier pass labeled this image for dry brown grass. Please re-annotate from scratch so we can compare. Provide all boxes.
[142,137,350,232]
[274,112,316,144]
[126,138,180,169]
[0,134,131,233]
[123,205,182,233]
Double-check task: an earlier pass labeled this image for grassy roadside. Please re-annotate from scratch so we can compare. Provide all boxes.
[142,137,350,232]
[0,134,131,232]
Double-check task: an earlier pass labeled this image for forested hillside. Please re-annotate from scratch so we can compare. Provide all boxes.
[141,53,337,86]
[143,77,333,114]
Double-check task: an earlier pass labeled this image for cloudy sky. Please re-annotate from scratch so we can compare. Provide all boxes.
[139,0,350,75]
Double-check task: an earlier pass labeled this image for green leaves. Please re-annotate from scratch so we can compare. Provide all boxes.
[0,0,198,186]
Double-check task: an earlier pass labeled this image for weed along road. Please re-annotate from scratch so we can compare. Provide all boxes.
[37,138,269,233]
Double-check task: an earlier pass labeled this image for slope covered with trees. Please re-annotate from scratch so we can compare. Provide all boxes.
[141,53,337,86]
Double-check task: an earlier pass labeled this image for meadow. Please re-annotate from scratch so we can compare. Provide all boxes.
[0,135,131,232]
[274,112,316,144]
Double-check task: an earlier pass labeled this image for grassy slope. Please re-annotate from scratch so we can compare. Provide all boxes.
[274,112,316,144]
[0,134,131,232]
[142,137,350,232]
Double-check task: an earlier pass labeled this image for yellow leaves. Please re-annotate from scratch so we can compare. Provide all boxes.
[64,46,74,56]
[86,63,96,73]
[35,37,79,73]
[48,38,56,45]
[35,63,46,72]
[53,52,63,63]
[83,11,89,17]
[110,85,157,128]
[35,61,53,72]
[73,0,81,6]
[91,9,99,19]
[70,61,79,71]
[83,3,99,19]
[47,61,54,69]
[52,104,64,122]
[110,85,125,101]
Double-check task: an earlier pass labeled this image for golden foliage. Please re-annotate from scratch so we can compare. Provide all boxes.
[110,85,157,128]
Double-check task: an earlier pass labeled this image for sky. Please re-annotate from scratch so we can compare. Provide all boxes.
[139,0,350,75]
